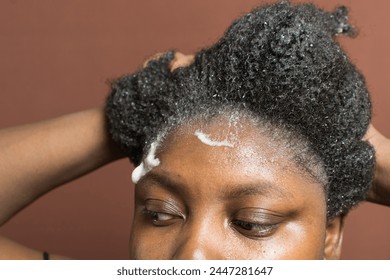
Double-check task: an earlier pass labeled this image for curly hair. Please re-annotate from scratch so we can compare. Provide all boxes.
[105,1,375,218]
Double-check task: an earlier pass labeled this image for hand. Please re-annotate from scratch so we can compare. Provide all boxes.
[364,125,390,206]
[143,51,195,71]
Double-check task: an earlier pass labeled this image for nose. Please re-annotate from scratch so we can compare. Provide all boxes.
[172,216,225,260]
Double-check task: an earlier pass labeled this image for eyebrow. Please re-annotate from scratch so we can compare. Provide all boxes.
[222,183,291,200]
[138,171,187,196]
[139,171,292,200]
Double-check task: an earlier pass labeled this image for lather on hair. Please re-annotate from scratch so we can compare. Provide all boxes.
[106,2,374,218]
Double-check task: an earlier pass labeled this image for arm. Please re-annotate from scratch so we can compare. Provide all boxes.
[0,236,70,260]
[0,52,191,259]
[0,108,123,259]
[364,125,390,206]
[0,108,123,226]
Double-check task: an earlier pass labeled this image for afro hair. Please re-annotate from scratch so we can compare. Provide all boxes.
[105,1,375,218]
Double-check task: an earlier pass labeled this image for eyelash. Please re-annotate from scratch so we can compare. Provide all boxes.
[142,209,179,226]
[231,219,277,238]
[142,206,278,238]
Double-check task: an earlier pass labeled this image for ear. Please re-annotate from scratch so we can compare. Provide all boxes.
[323,216,345,259]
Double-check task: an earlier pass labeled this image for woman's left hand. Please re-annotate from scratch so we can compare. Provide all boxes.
[364,125,390,206]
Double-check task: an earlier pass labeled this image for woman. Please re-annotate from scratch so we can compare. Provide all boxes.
[0,1,390,259]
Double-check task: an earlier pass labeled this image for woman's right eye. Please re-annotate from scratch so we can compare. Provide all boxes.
[143,209,179,226]
[141,199,184,226]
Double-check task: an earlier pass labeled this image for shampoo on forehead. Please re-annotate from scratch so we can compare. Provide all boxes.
[194,130,234,148]
[131,142,160,184]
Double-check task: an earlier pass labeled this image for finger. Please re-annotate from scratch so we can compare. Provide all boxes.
[169,52,195,71]
[142,52,165,68]
[363,124,376,141]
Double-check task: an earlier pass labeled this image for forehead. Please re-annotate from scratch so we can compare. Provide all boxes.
[153,117,325,203]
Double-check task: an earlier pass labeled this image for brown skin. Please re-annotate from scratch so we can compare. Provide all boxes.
[0,108,122,259]
[129,118,344,259]
[365,125,390,206]
[155,51,390,208]
[0,108,122,226]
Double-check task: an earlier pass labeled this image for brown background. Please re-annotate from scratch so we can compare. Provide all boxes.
[0,0,389,259]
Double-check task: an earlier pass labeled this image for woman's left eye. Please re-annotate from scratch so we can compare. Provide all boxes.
[232,219,277,238]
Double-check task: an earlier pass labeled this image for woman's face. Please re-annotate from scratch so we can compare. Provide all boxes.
[129,117,344,259]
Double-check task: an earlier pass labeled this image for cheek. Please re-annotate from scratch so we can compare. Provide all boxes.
[129,217,178,260]
[247,221,326,259]
[129,219,327,260]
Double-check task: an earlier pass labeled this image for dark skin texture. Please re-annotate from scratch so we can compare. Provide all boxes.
[129,117,344,259]
[151,51,390,208]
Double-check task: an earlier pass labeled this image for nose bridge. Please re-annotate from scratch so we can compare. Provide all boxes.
[172,212,223,260]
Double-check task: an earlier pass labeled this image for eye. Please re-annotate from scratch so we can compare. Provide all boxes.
[141,199,184,227]
[231,208,286,239]
[143,209,179,226]
[231,219,277,238]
